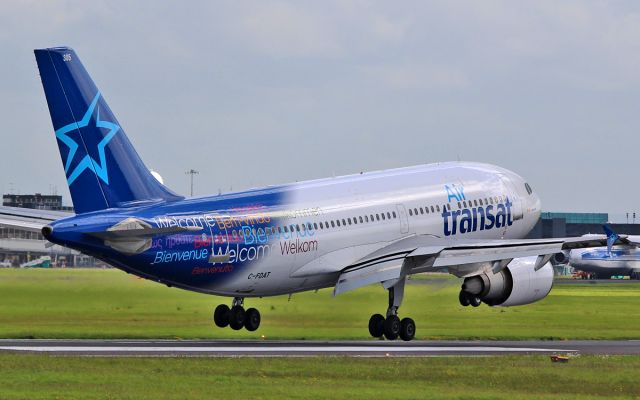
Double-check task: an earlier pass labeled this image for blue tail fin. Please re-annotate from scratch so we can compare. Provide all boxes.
[603,224,619,254]
[34,47,182,214]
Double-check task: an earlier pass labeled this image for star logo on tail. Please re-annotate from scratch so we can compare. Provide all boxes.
[55,92,120,185]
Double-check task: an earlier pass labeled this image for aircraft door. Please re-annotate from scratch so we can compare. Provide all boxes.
[396,204,409,234]
[500,176,524,222]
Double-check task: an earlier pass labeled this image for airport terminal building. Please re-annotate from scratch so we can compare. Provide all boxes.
[0,194,102,267]
[527,212,640,238]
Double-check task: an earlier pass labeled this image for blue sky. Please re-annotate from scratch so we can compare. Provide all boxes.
[1,1,640,217]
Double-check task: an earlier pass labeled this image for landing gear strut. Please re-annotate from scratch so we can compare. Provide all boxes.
[368,278,416,341]
[213,297,261,332]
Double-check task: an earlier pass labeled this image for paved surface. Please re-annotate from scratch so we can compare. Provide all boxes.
[1,339,639,356]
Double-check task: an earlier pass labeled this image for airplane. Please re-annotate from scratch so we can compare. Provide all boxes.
[561,227,640,280]
[28,46,615,341]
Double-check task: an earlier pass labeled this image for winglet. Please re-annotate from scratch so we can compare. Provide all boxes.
[603,224,619,255]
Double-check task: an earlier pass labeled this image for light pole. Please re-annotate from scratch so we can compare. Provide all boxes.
[185,169,199,196]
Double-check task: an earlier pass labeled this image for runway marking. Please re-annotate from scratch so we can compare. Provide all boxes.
[0,346,574,353]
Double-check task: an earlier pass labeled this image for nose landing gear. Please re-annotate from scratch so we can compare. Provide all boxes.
[213,297,261,332]
[459,290,482,307]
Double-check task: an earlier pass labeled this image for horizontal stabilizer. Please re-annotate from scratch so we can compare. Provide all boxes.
[85,225,200,240]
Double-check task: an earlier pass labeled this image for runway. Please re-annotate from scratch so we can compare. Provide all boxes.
[1,339,638,356]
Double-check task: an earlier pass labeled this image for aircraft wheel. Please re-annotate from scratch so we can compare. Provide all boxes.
[399,318,416,341]
[213,304,230,328]
[470,296,482,307]
[368,314,385,338]
[228,306,245,330]
[244,308,261,331]
[383,315,400,340]
[459,291,471,307]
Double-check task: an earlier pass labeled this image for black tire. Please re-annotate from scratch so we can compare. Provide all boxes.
[213,304,230,328]
[470,296,482,307]
[399,318,416,341]
[244,308,261,331]
[383,315,400,340]
[368,314,385,338]
[459,291,470,307]
[228,306,245,330]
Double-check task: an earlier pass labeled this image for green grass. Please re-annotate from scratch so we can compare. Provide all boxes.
[1,269,639,340]
[0,354,638,399]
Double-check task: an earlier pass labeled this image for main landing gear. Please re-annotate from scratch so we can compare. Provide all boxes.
[213,297,261,331]
[368,279,416,341]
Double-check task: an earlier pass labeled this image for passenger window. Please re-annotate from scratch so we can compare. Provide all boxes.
[457,202,461,209]
[336,220,341,227]
[431,206,435,213]
[409,209,413,216]
[392,211,397,218]
[365,215,369,222]
[313,223,318,230]
[425,207,429,214]
[436,205,440,212]
[319,222,323,229]
[419,207,424,214]
[474,200,478,207]
[479,199,483,206]
[376,214,380,221]
[447,204,451,211]
[342,219,346,226]
[414,208,418,215]
[331,221,335,228]
[296,225,300,232]
[284,226,289,233]
[348,218,352,225]
[387,212,391,219]
[381,213,386,220]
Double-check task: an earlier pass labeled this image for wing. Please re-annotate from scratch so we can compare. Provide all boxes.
[332,234,613,295]
[0,206,73,254]
[0,206,71,232]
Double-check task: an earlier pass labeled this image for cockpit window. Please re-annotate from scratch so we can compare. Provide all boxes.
[524,182,533,195]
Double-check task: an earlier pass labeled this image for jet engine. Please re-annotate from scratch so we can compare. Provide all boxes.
[552,251,570,265]
[460,256,554,307]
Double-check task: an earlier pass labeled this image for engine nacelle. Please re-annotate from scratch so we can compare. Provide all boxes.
[552,251,570,265]
[462,256,554,307]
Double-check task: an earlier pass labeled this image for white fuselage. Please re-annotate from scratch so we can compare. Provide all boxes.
[191,162,542,296]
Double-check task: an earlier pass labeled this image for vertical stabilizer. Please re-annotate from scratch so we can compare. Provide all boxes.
[34,47,182,213]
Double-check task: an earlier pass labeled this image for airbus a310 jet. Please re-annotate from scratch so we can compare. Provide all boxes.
[25,47,614,341]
